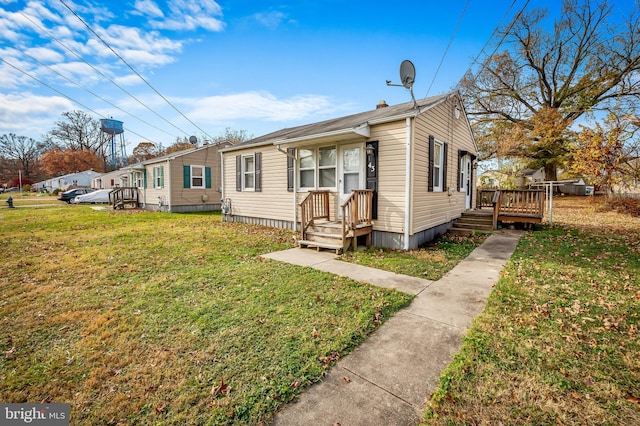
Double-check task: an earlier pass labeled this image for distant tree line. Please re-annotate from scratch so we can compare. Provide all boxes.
[0,110,251,189]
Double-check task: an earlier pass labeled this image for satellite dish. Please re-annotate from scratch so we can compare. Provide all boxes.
[386,59,418,108]
[189,135,197,144]
[399,60,415,89]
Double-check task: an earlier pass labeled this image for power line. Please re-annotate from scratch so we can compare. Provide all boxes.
[425,0,471,98]
[0,57,158,144]
[59,0,215,142]
[16,48,178,140]
[1,0,192,139]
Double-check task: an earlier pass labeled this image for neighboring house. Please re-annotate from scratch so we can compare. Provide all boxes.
[478,170,508,189]
[92,169,129,189]
[35,170,101,192]
[516,167,545,188]
[220,92,478,250]
[116,143,228,212]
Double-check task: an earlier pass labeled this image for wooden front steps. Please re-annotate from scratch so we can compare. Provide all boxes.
[299,220,373,254]
[449,210,494,235]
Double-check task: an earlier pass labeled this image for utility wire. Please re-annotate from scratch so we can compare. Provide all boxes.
[1,0,191,139]
[1,57,158,144]
[458,0,530,85]
[59,0,215,142]
[425,0,471,98]
[17,48,177,140]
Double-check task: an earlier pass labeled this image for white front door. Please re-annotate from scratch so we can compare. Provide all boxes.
[460,156,472,209]
[338,143,364,217]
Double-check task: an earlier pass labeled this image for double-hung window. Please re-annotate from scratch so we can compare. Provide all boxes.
[433,141,443,192]
[191,165,205,189]
[298,146,336,190]
[153,166,164,189]
[299,149,315,189]
[318,146,336,188]
[243,155,255,190]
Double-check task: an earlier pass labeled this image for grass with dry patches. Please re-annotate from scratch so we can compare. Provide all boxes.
[0,206,412,425]
[424,196,640,425]
[340,233,489,280]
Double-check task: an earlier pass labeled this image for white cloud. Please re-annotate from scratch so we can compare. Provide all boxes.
[186,92,343,123]
[96,25,182,67]
[149,0,224,31]
[0,92,74,138]
[253,11,287,30]
[133,0,164,18]
[24,47,64,63]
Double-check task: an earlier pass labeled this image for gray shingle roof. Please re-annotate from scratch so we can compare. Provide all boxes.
[226,92,453,150]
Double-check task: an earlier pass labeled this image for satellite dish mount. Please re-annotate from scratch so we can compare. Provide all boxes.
[386,60,418,108]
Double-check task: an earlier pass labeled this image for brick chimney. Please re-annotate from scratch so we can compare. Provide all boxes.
[376,100,389,109]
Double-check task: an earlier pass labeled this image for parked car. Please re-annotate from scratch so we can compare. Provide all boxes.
[71,189,111,204]
[58,188,94,203]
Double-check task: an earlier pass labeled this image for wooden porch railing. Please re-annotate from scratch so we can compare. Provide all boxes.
[300,190,330,237]
[109,187,139,209]
[477,189,497,208]
[341,189,374,249]
[490,189,544,229]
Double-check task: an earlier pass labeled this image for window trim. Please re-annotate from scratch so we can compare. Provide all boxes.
[433,140,443,192]
[297,145,337,191]
[242,154,255,191]
[190,165,206,189]
[153,166,164,189]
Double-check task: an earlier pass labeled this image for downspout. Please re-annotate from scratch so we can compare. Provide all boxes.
[404,117,412,251]
[166,160,171,212]
[276,145,298,231]
[220,151,225,208]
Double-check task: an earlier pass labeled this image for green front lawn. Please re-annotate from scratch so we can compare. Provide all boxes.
[0,207,412,425]
[424,196,640,425]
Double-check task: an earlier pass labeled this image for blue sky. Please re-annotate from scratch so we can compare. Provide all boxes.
[0,0,635,151]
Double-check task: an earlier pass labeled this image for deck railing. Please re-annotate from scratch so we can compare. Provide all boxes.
[477,189,497,208]
[109,187,139,209]
[341,189,373,231]
[300,190,330,237]
[491,189,544,229]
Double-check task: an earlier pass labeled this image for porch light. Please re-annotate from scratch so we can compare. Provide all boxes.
[366,144,376,155]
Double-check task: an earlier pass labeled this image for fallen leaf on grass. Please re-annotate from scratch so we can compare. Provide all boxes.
[626,394,640,405]
[212,378,230,397]
[155,402,166,413]
[343,376,351,383]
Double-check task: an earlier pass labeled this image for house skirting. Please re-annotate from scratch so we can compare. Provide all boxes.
[140,203,222,213]
[222,214,296,230]
[373,220,454,250]
[224,214,455,250]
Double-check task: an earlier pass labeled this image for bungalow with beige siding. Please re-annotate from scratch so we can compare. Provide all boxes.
[108,143,228,212]
[220,92,477,250]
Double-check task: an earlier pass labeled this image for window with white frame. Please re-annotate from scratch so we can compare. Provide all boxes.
[134,172,144,188]
[191,165,205,188]
[299,149,315,189]
[433,141,443,192]
[242,155,255,190]
[153,166,164,189]
[318,146,336,188]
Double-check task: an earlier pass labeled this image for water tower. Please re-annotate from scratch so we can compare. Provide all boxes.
[100,118,126,168]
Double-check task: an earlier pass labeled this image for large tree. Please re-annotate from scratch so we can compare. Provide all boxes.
[40,148,104,176]
[461,0,640,180]
[0,133,44,179]
[48,110,106,156]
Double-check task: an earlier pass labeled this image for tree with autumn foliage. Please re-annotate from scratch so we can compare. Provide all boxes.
[461,0,640,180]
[40,148,104,176]
[570,113,639,197]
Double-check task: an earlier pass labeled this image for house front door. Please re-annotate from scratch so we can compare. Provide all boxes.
[338,143,364,218]
[460,156,472,209]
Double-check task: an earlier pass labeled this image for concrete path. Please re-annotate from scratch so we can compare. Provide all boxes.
[262,230,522,426]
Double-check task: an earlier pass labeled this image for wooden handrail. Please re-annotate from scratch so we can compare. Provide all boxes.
[299,190,330,238]
[477,189,497,208]
[109,187,139,209]
[491,189,544,229]
[341,189,373,242]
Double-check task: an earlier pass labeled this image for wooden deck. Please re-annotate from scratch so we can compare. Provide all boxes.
[477,189,544,229]
[109,187,139,209]
[299,190,373,253]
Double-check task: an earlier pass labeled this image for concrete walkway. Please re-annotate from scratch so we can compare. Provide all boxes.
[262,230,522,426]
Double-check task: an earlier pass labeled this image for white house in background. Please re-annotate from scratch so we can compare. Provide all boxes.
[35,170,101,193]
[92,169,129,189]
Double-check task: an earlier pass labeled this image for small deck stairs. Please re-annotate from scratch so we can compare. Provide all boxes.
[449,210,494,235]
[299,220,347,253]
